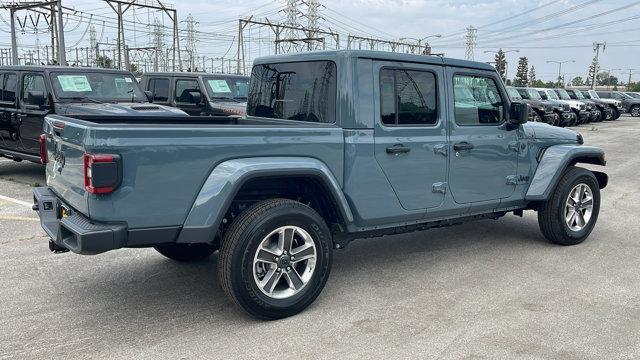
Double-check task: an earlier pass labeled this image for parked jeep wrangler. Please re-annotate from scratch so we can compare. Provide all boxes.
[566,89,611,121]
[0,66,187,163]
[34,51,607,319]
[139,72,249,116]
[596,90,640,117]
[582,90,623,120]
[518,87,573,127]
[506,86,557,125]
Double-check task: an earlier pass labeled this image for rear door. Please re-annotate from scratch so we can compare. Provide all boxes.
[446,68,518,203]
[0,72,19,151]
[373,61,448,210]
[173,77,205,115]
[18,72,51,155]
[146,77,171,105]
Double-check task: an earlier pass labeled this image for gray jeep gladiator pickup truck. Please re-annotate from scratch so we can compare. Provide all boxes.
[34,50,608,319]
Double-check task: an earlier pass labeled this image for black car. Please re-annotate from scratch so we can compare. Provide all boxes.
[596,91,640,117]
[516,87,574,127]
[506,87,556,124]
[582,90,623,120]
[563,89,602,122]
[0,66,187,163]
[139,72,249,116]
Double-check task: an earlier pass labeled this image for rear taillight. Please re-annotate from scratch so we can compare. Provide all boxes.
[39,134,48,165]
[83,153,121,194]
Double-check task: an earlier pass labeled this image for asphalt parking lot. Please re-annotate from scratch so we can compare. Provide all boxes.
[1,116,639,359]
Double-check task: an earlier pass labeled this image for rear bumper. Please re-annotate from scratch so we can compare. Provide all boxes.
[33,187,126,255]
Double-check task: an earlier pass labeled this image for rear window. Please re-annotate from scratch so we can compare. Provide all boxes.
[1,73,17,103]
[148,78,169,102]
[247,61,336,123]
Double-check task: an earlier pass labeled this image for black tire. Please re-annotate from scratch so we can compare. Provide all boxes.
[219,198,333,320]
[537,166,601,246]
[154,242,217,262]
[612,108,621,120]
[630,105,640,118]
[603,109,613,121]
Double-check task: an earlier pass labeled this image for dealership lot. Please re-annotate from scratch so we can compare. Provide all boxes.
[1,116,639,359]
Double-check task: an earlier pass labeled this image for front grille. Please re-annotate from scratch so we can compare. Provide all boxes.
[563,104,571,111]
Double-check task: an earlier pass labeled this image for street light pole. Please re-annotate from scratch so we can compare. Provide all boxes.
[547,60,575,88]
[399,34,442,55]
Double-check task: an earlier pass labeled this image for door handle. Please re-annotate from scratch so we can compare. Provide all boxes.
[453,142,474,151]
[386,144,411,154]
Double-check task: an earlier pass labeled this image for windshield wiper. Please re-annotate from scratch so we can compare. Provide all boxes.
[64,96,104,104]
[212,96,241,103]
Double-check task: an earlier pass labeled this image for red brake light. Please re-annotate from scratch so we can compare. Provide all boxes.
[39,134,48,165]
[83,154,120,194]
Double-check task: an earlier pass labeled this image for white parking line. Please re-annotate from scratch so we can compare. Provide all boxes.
[0,194,32,208]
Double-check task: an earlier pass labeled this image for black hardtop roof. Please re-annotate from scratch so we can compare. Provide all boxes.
[252,50,495,71]
[141,72,249,79]
[0,65,134,74]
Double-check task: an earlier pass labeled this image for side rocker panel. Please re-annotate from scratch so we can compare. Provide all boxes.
[525,145,605,201]
[176,157,354,243]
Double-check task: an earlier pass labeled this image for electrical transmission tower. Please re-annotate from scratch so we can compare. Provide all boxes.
[89,25,97,67]
[591,41,606,89]
[182,14,198,71]
[305,0,321,50]
[282,0,302,52]
[151,17,165,71]
[464,26,477,60]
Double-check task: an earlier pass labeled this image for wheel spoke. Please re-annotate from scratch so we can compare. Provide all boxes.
[260,268,282,294]
[291,244,315,262]
[567,196,576,206]
[581,197,593,209]
[576,210,586,227]
[578,185,586,201]
[284,268,304,290]
[256,248,279,264]
[278,228,295,253]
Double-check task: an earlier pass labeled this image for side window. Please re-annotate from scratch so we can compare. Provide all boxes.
[22,74,48,104]
[149,78,169,102]
[379,68,438,126]
[175,79,200,103]
[1,73,17,104]
[453,75,504,125]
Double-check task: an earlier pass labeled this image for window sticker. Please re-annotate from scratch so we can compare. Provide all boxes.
[57,75,92,92]
[207,79,231,93]
[124,77,133,83]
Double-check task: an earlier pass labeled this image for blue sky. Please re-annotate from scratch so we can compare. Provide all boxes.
[2,0,638,82]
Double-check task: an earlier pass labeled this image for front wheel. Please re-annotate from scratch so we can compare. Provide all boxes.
[630,105,640,117]
[612,108,621,120]
[219,198,333,319]
[537,166,601,246]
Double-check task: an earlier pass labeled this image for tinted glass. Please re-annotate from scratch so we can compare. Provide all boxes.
[507,87,522,100]
[453,75,504,125]
[247,61,336,123]
[149,78,169,102]
[203,77,249,100]
[380,69,437,126]
[51,72,145,101]
[22,74,48,103]
[2,73,17,103]
[175,79,200,103]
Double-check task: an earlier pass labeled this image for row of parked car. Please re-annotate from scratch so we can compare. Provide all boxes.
[505,86,640,127]
[0,66,249,163]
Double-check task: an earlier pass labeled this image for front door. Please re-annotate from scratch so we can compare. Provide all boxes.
[18,72,51,155]
[373,61,448,211]
[0,72,19,152]
[446,69,518,203]
[173,77,205,115]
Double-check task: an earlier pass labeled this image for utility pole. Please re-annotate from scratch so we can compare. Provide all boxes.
[9,7,18,65]
[55,0,66,65]
[591,42,606,89]
[547,60,575,88]
[464,26,477,60]
[626,69,635,86]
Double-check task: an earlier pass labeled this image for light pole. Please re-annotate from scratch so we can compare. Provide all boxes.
[400,34,442,55]
[547,60,575,88]
[484,49,519,82]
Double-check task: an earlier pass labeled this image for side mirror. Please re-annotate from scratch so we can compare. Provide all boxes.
[144,90,153,102]
[26,91,46,107]
[188,91,202,105]
[508,102,528,130]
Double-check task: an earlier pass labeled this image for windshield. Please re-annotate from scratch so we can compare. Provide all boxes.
[51,72,145,102]
[588,90,600,99]
[627,92,640,99]
[571,90,585,99]
[203,76,249,101]
[556,89,571,100]
[523,88,542,100]
[545,90,560,100]
[617,92,633,99]
[506,88,522,100]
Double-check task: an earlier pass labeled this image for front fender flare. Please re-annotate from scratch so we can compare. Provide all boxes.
[525,145,606,202]
[176,157,354,243]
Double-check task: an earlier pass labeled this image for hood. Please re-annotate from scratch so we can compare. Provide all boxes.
[209,100,247,115]
[523,99,551,112]
[595,98,620,106]
[523,122,580,142]
[55,102,189,116]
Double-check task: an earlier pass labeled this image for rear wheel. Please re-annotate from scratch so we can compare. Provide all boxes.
[612,108,621,120]
[154,243,217,262]
[537,166,600,246]
[219,198,333,319]
[630,105,640,117]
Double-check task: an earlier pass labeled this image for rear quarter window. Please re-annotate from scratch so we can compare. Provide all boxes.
[247,61,337,123]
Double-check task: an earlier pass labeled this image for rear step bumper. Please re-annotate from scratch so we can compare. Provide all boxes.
[33,187,127,255]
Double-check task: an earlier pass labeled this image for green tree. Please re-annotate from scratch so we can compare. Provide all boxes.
[528,65,536,86]
[494,49,507,81]
[96,55,112,69]
[513,56,529,86]
[531,79,546,87]
[128,63,141,76]
[596,71,618,86]
[629,82,640,92]
[571,76,584,86]
[587,56,599,87]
